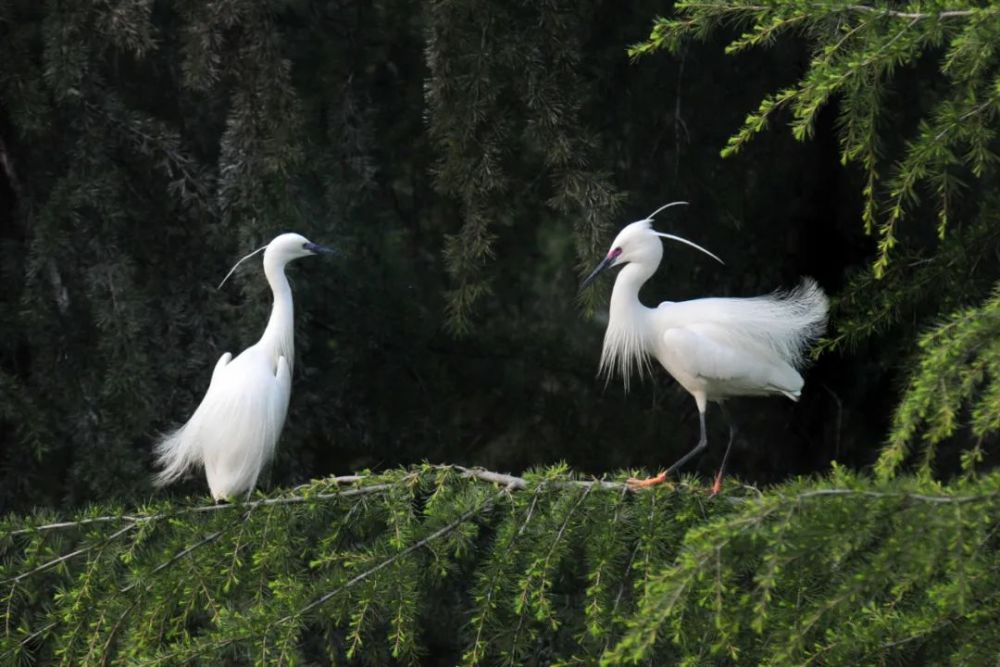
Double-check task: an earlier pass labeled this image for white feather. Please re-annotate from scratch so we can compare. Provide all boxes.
[154,233,321,500]
[658,278,828,372]
[598,304,654,392]
[585,216,827,487]
[593,220,827,404]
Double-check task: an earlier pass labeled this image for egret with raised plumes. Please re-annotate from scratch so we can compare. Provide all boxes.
[581,203,828,493]
[154,233,334,501]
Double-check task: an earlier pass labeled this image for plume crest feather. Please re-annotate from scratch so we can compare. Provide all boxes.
[218,244,267,290]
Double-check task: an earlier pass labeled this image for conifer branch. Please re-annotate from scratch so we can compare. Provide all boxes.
[8,478,394,536]
[119,527,226,594]
[3,524,136,584]
[683,3,988,21]
[844,5,984,20]
[9,469,997,540]
[4,467,1000,664]
[791,488,1000,504]
[276,483,515,625]
[635,0,1000,470]
[81,98,216,211]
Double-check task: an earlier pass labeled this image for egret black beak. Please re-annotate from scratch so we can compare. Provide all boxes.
[580,255,616,292]
[304,242,336,255]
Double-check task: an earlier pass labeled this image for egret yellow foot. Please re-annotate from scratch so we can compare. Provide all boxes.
[710,473,724,496]
[626,471,671,489]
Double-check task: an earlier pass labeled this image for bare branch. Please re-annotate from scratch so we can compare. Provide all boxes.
[8,477,392,536]
[9,467,995,540]
[844,4,985,20]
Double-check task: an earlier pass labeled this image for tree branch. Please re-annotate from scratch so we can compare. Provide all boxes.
[3,524,136,584]
[844,4,985,20]
[688,3,988,20]
[9,468,997,539]
[276,482,516,625]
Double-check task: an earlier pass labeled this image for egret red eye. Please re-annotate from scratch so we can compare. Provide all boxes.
[609,247,623,259]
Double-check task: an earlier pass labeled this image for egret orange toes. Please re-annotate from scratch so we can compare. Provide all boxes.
[626,471,671,490]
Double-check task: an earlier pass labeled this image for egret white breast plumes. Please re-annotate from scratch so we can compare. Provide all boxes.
[154,232,334,501]
[581,203,827,493]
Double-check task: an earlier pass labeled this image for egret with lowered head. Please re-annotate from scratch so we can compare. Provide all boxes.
[581,204,827,493]
[154,233,334,501]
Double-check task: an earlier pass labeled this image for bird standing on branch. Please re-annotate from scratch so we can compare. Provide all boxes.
[154,233,335,501]
[581,203,828,493]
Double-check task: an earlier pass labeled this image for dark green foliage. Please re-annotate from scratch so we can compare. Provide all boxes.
[3,466,999,665]
[2,0,863,518]
[2,1,1000,661]
[424,0,624,332]
[633,0,1000,475]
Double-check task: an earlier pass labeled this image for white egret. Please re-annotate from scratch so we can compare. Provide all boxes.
[154,232,334,501]
[581,203,828,493]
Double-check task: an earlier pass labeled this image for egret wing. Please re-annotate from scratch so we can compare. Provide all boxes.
[198,348,292,500]
[662,324,803,397]
[657,279,827,371]
[209,352,233,387]
[267,355,292,462]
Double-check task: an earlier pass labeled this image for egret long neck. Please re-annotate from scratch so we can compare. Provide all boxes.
[260,256,294,373]
[600,261,658,389]
[609,261,656,323]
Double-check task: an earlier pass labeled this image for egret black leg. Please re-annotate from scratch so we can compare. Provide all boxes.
[626,406,709,489]
[712,404,738,495]
[665,408,709,474]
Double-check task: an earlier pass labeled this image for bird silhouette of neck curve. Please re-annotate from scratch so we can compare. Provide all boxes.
[260,250,295,374]
[601,259,659,391]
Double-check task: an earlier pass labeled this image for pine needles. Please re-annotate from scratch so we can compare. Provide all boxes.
[3,465,999,664]
[632,0,1000,476]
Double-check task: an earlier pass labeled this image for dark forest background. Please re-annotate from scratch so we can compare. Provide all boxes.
[0,0,994,514]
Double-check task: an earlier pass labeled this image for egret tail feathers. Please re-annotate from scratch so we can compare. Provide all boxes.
[153,422,202,487]
[758,277,828,368]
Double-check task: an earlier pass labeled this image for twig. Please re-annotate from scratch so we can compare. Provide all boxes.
[6,470,629,537]
[453,466,625,491]
[119,528,226,594]
[4,524,136,584]
[9,477,391,536]
[276,483,515,625]
[510,484,594,661]
[2,620,57,660]
[845,4,984,20]
[792,489,1000,504]
[688,3,987,21]
[9,467,995,543]
[0,135,22,198]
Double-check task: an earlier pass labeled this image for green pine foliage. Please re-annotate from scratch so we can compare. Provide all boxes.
[6,0,741,517]
[424,0,624,333]
[0,0,307,507]
[631,0,1000,475]
[880,283,1000,479]
[2,465,999,665]
[4,3,1000,662]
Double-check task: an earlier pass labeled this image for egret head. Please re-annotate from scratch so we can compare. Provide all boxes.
[218,233,336,289]
[265,232,336,263]
[580,202,723,291]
